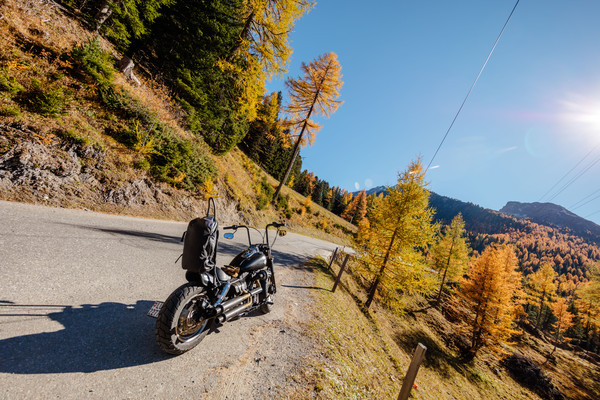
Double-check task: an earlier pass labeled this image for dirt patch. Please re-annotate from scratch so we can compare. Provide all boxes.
[196,265,321,400]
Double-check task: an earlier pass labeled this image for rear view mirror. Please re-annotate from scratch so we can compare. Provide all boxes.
[278,230,287,237]
[224,233,234,239]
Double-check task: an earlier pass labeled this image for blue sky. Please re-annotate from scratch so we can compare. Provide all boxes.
[267,0,600,225]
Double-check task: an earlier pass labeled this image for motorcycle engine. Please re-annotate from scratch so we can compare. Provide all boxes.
[231,278,248,295]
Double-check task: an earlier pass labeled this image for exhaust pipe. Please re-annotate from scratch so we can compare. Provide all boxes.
[217,287,262,323]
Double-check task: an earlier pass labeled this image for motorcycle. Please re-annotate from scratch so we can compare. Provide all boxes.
[147,198,286,355]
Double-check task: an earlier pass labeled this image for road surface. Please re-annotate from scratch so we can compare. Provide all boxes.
[0,201,338,399]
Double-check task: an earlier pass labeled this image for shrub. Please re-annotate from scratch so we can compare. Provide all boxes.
[133,158,150,170]
[56,128,90,146]
[71,37,114,84]
[0,71,24,96]
[150,131,217,191]
[23,79,66,116]
[256,176,274,210]
[0,104,22,117]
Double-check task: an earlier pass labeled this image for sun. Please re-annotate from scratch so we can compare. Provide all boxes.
[559,94,600,137]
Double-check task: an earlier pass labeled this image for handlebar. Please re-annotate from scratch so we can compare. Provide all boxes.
[223,222,285,230]
[223,222,285,247]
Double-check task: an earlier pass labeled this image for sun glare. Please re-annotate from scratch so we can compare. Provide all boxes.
[559,95,600,135]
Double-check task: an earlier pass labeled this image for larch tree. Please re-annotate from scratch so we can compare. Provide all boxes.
[358,159,436,310]
[525,263,558,329]
[548,297,574,358]
[341,189,367,225]
[430,213,470,307]
[272,52,343,201]
[220,0,314,122]
[575,264,600,348]
[453,244,523,358]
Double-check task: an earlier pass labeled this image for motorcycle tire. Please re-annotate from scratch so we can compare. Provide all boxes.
[155,283,213,355]
[259,276,275,314]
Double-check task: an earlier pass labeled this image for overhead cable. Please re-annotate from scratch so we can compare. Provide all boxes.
[540,143,600,202]
[569,187,600,210]
[547,154,600,203]
[426,0,521,172]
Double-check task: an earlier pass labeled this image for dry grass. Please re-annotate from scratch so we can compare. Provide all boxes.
[292,256,600,400]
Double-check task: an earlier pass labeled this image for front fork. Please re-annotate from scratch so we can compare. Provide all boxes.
[259,257,276,302]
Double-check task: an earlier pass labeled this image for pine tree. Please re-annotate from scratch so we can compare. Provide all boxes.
[144,0,249,154]
[99,0,175,52]
[453,244,523,358]
[273,52,343,201]
[430,213,470,306]
[358,160,436,310]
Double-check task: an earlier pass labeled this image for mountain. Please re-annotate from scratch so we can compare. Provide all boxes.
[500,201,600,244]
[427,193,600,282]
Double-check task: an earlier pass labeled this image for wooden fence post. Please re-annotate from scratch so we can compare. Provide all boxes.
[331,254,350,293]
[327,247,339,272]
[397,343,427,400]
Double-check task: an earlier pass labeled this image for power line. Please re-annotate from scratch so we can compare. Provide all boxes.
[547,154,600,203]
[570,187,600,211]
[426,0,521,172]
[585,209,600,219]
[540,143,600,202]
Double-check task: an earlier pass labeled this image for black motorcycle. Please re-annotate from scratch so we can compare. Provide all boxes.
[147,198,286,354]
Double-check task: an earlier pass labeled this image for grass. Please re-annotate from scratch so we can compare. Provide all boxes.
[289,256,564,400]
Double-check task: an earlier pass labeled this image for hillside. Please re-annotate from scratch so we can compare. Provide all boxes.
[428,192,600,284]
[292,256,600,400]
[0,0,355,244]
[501,201,600,244]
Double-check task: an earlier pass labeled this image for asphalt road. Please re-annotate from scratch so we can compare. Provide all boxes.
[0,201,339,399]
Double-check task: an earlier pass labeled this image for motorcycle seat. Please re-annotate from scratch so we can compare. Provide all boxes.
[215,267,231,282]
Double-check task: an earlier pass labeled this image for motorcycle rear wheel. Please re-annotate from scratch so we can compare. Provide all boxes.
[155,283,212,355]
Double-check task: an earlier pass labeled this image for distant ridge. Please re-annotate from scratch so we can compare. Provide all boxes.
[500,201,600,243]
[353,186,386,196]
[355,187,600,245]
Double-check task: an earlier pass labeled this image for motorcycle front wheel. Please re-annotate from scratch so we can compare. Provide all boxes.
[259,275,275,314]
[155,283,213,355]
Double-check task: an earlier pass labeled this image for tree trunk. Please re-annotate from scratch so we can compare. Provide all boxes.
[272,83,320,201]
[228,11,254,61]
[272,120,305,201]
[94,1,113,32]
[365,228,398,309]
[535,290,546,328]
[436,242,454,306]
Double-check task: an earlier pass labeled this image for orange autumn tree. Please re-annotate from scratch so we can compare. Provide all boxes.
[550,298,574,351]
[453,244,523,358]
[575,264,600,348]
[430,213,470,307]
[525,263,557,329]
[273,52,343,201]
[341,189,367,225]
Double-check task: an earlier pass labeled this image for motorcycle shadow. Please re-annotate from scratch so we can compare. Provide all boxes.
[0,300,169,374]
